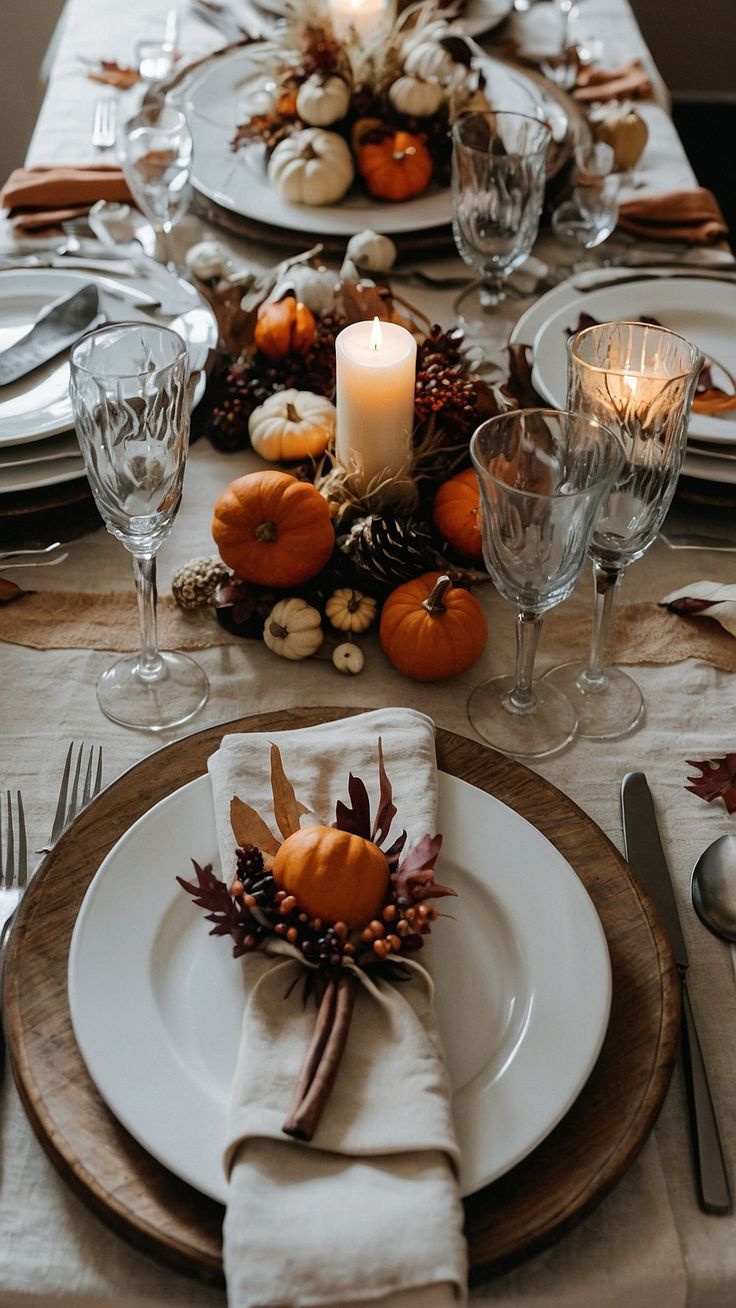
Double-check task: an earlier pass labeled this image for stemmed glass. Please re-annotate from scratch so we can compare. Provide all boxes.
[69,322,209,731]
[468,409,624,758]
[543,322,704,738]
[451,112,551,338]
[551,143,620,268]
[119,105,192,272]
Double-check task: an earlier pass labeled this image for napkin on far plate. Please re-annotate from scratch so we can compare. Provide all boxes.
[618,187,729,244]
[573,57,653,102]
[661,581,736,637]
[0,165,132,233]
[208,708,467,1308]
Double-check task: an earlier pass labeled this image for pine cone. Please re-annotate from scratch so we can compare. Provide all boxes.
[172,557,233,610]
[339,515,440,590]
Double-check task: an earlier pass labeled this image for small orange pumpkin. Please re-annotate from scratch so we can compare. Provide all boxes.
[432,469,484,561]
[254,293,316,361]
[273,825,389,929]
[212,470,334,587]
[357,129,433,202]
[380,571,487,681]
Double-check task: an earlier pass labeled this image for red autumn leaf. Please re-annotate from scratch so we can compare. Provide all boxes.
[334,771,372,838]
[394,833,456,903]
[371,737,397,847]
[176,859,262,956]
[685,754,736,814]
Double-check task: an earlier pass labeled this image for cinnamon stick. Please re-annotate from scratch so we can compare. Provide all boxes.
[283,972,356,1141]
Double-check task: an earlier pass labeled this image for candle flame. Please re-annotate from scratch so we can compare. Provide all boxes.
[370,317,382,351]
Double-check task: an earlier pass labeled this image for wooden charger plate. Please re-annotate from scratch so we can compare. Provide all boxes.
[4,708,679,1289]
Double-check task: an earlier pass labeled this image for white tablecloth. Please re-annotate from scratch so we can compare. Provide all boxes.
[2,1,735,1305]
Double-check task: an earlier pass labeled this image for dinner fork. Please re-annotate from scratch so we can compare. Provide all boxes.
[0,790,28,1075]
[92,98,117,152]
[47,742,104,848]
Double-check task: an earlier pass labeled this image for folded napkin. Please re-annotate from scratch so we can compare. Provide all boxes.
[1,165,132,233]
[661,581,736,637]
[617,188,729,244]
[208,708,467,1308]
[573,57,652,103]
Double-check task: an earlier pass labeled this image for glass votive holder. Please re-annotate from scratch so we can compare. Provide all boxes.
[136,39,176,83]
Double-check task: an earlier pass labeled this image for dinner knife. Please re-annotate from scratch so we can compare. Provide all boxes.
[0,284,102,386]
[621,771,732,1214]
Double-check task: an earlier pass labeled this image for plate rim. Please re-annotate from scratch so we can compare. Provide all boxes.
[67,766,612,1204]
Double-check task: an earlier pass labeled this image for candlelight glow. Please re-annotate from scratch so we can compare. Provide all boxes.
[370,317,382,351]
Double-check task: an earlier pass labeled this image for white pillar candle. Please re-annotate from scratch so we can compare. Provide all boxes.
[335,318,417,492]
[328,0,389,41]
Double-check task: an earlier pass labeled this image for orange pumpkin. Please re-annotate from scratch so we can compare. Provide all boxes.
[212,470,334,586]
[254,293,316,361]
[433,469,484,561]
[380,571,486,681]
[357,130,433,202]
[273,825,389,929]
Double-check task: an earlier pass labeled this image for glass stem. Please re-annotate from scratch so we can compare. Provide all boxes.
[507,610,543,714]
[160,221,176,273]
[132,553,164,681]
[582,561,623,688]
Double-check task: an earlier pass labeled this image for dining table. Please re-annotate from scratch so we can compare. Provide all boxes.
[1,0,736,1304]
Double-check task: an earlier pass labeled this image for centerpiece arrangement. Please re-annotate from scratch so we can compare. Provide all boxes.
[230,0,490,206]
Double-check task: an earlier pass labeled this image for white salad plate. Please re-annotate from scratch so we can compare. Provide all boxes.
[0,266,217,448]
[178,45,565,237]
[69,770,611,1204]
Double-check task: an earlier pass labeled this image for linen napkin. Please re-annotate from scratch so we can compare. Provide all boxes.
[0,165,132,233]
[208,708,467,1308]
[661,581,736,637]
[573,57,652,103]
[617,188,729,244]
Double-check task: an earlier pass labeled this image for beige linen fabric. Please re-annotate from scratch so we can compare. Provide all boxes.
[209,710,466,1308]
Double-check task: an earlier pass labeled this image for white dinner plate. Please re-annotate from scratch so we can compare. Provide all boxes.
[0,267,218,447]
[178,46,561,237]
[69,770,611,1204]
[530,277,736,446]
[253,0,513,36]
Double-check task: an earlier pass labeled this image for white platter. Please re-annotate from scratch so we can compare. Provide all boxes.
[530,277,736,446]
[179,45,561,237]
[69,770,611,1204]
[0,267,217,447]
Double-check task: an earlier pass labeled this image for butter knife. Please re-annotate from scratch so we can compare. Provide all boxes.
[0,284,102,386]
[621,771,731,1214]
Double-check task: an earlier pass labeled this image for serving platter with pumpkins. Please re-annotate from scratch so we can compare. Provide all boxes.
[177,250,500,685]
[175,0,575,237]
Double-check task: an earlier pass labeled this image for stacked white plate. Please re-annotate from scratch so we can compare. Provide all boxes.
[510,268,736,486]
[0,264,218,496]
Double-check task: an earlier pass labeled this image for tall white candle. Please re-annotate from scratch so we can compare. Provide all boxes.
[335,318,417,492]
[328,0,389,40]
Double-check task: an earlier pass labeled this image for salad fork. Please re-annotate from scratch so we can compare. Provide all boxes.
[0,790,28,1074]
[48,742,104,847]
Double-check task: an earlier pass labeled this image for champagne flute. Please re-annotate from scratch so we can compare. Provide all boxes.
[451,112,551,340]
[543,321,703,739]
[468,408,624,758]
[119,105,192,272]
[69,322,209,731]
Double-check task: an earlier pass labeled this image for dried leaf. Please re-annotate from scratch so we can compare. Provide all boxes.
[177,859,263,957]
[371,737,397,846]
[88,60,140,89]
[334,772,372,838]
[395,833,456,902]
[0,579,27,605]
[503,343,546,408]
[685,755,736,814]
[230,795,281,855]
[270,743,309,840]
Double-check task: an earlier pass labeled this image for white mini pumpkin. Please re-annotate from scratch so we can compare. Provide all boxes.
[249,389,336,463]
[389,75,444,118]
[263,597,323,660]
[345,230,397,273]
[276,263,338,314]
[333,642,365,674]
[268,129,354,206]
[325,587,377,633]
[296,73,351,127]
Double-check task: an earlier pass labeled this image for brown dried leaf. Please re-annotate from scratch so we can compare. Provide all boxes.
[0,579,27,604]
[230,795,281,855]
[88,60,140,89]
[372,737,397,846]
[270,743,309,840]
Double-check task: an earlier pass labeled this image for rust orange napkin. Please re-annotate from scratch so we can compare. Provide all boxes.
[573,57,652,103]
[1,165,132,233]
[618,188,729,244]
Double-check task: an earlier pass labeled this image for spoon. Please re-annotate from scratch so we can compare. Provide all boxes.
[691,834,736,942]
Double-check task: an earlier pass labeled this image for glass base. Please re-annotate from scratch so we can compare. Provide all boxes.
[453,279,517,336]
[542,661,644,740]
[467,674,577,759]
[97,651,209,731]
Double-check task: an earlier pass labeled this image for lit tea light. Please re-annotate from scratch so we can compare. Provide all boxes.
[335,317,417,492]
[328,0,390,40]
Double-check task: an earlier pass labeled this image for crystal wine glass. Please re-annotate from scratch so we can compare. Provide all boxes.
[451,112,551,339]
[551,142,619,268]
[119,105,192,272]
[69,322,209,731]
[468,408,624,758]
[543,321,704,739]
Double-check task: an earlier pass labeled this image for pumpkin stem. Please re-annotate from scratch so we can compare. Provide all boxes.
[422,574,452,616]
[285,402,301,423]
[255,520,278,543]
[269,620,288,639]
